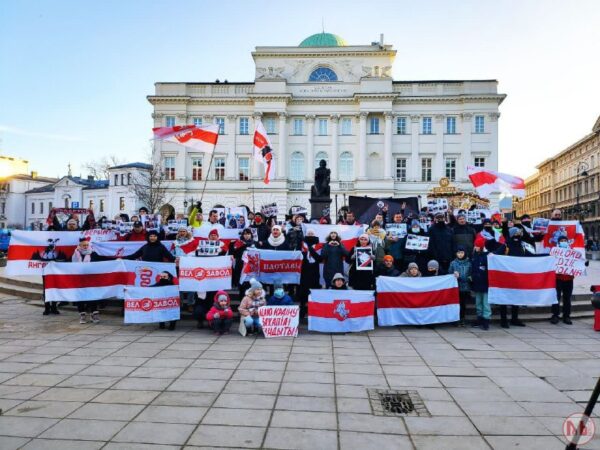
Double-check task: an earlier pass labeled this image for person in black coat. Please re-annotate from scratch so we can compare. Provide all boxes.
[450,213,477,256]
[259,225,290,250]
[231,228,256,295]
[428,213,454,273]
[402,220,430,274]
[375,255,401,277]
[151,271,178,330]
[321,231,349,288]
[124,230,175,263]
[251,213,270,245]
[298,229,322,320]
[331,273,348,290]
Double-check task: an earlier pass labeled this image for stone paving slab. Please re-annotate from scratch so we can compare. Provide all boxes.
[2,297,600,449]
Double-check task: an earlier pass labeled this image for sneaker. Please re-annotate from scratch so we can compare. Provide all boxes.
[79,312,88,324]
[91,312,100,324]
[550,315,559,325]
[563,317,573,325]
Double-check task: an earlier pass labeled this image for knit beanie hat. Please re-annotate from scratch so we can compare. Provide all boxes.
[427,260,439,270]
[474,235,486,249]
[508,227,520,238]
[407,262,419,270]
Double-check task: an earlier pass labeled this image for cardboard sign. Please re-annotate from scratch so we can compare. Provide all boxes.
[124,285,181,324]
[405,234,429,251]
[261,203,278,218]
[427,198,448,214]
[259,305,299,338]
[213,207,248,229]
[533,217,550,234]
[291,206,308,216]
[355,247,373,271]
[165,220,189,234]
[550,247,587,277]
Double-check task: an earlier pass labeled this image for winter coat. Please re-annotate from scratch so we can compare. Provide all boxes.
[286,226,304,250]
[449,257,472,292]
[451,223,476,256]
[471,251,489,293]
[375,264,401,277]
[123,230,147,241]
[251,223,270,244]
[260,238,290,251]
[385,234,405,262]
[300,243,322,289]
[267,294,294,306]
[238,294,266,317]
[348,245,375,290]
[206,291,234,322]
[231,239,256,287]
[321,242,349,287]
[428,222,454,264]
[125,241,175,263]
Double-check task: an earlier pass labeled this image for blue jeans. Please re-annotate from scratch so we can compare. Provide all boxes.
[244,315,261,330]
[474,292,491,320]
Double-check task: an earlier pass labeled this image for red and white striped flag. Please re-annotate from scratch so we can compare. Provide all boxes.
[488,254,557,306]
[467,165,525,198]
[376,275,460,326]
[240,249,302,284]
[253,120,275,184]
[124,286,180,324]
[153,124,219,153]
[308,289,375,333]
[92,241,177,258]
[300,223,365,252]
[179,255,233,292]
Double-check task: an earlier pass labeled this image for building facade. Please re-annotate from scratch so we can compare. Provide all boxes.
[148,32,505,216]
[516,115,600,240]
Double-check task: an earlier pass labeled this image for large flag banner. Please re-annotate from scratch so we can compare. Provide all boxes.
[300,223,365,251]
[7,230,80,275]
[348,196,420,225]
[124,286,180,324]
[92,241,179,258]
[541,220,585,253]
[376,275,460,326]
[153,124,219,153]
[488,254,557,306]
[122,260,178,287]
[44,260,129,302]
[253,120,275,184]
[259,306,299,338]
[240,249,302,284]
[179,256,233,291]
[550,247,587,277]
[192,224,241,245]
[466,165,525,198]
[308,289,375,333]
[81,229,119,242]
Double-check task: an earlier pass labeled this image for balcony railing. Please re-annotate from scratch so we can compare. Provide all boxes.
[338,181,354,190]
[287,181,305,191]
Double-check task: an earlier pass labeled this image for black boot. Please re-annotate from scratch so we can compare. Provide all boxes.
[50,302,60,315]
[499,305,509,328]
[510,306,525,327]
[159,322,166,329]
[169,321,176,330]
[482,318,490,330]
[550,315,559,324]
[471,316,482,328]
[562,316,572,325]
[43,303,51,316]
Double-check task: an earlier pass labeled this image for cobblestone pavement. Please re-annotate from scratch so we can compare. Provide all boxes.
[0,296,599,449]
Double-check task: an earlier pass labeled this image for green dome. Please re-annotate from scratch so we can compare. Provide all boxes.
[299,32,347,47]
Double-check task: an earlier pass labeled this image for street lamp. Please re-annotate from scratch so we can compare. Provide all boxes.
[575,161,590,221]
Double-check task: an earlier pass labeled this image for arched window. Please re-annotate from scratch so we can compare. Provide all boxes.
[314,151,329,169]
[339,152,354,181]
[290,152,305,181]
[308,67,338,82]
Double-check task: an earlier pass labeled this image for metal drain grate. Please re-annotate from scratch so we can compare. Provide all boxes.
[368,389,430,417]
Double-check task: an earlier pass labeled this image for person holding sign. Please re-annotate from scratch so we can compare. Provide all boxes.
[348,234,379,290]
[321,231,349,288]
[206,291,233,335]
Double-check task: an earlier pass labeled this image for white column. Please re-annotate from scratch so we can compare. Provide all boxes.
[306,115,315,180]
[252,113,263,180]
[358,112,368,179]
[384,112,393,179]
[434,114,445,182]
[410,114,421,181]
[278,112,287,179]
[330,114,340,180]
[461,113,472,182]
[488,112,500,172]
[226,115,237,180]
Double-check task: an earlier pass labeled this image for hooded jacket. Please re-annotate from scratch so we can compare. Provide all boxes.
[125,235,176,262]
[206,290,234,322]
[448,257,472,291]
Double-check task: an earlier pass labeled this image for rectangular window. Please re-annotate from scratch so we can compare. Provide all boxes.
[422,117,432,134]
[369,117,380,134]
[193,117,203,127]
[31,202,35,214]
[191,157,203,181]
[475,115,485,133]
[446,116,456,134]
[421,158,432,182]
[1,202,5,215]
[120,174,125,185]
[318,118,328,136]
[341,118,352,135]
[395,158,407,182]
[474,157,486,167]
[214,157,225,180]
[89,200,94,209]
[165,116,175,127]
[445,158,457,181]
[265,117,276,134]
[99,199,104,213]
[119,197,125,211]
[238,157,249,181]
[49,201,52,210]
[163,156,176,180]
[215,117,225,134]
[40,202,44,214]
[114,174,119,186]
[293,118,304,135]
[127,173,132,185]
[396,117,407,135]
[239,117,249,135]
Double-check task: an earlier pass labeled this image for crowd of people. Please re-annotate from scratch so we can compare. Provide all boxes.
[40,202,587,336]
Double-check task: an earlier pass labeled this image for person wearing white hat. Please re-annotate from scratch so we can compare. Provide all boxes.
[260,225,290,250]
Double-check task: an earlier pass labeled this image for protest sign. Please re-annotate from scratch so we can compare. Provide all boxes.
[179,256,233,291]
[195,240,225,256]
[348,196,419,225]
[533,217,550,234]
[81,229,119,242]
[427,198,448,214]
[405,234,429,251]
[165,220,189,234]
[550,247,587,277]
[290,206,308,216]
[355,247,373,271]
[386,223,407,239]
[259,305,299,338]
[261,203,278,218]
[542,220,585,252]
[124,285,180,324]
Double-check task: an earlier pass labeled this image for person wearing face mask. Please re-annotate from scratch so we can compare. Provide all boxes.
[428,213,454,273]
[515,214,543,248]
[232,228,257,295]
[298,229,322,320]
[478,219,505,253]
[423,259,441,277]
[267,279,294,306]
[251,212,270,245]
[449,246,472,327]
[402,220,430,273]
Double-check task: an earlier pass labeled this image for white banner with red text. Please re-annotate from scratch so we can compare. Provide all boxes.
[240,249,303,284]
[124,285,181,324]
[178,256,233,292]
[258,305,299,338]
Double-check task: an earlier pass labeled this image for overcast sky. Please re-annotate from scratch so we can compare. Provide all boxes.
[1,0,599,179]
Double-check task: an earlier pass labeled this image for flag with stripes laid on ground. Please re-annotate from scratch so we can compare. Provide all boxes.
[376,275,460,326]
[488,254,557,306]
[308,289,375,333]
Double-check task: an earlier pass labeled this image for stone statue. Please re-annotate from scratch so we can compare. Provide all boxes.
[311,159,331,199]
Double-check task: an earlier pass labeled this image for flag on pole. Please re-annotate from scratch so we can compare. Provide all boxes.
[376,275,460,326]
[488,254,557,306]
[253,120,275,184]
[153,124,219,153]
[308,289,375,333]
[466,165,525,198]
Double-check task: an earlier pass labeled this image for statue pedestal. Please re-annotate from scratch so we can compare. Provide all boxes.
[309,198,332,220]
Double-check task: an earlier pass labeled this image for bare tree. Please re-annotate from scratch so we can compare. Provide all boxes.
[82,155,125,180]
[129,158,173,214]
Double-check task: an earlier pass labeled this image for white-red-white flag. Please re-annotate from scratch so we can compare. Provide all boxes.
[178,255,233,292]
[240,249,302,284]
[488,254,557,306]
[300,223,365,252]
[253,120,275,184]
[541,220,585,253]
[308,289,375,333]
[466,165,525,198]
[153,124,219,153]
[376,275,460,326]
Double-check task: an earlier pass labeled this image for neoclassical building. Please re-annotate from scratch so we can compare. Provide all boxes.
[148,32,505,215]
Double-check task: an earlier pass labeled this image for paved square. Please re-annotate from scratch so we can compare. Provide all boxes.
[0,295,599,449]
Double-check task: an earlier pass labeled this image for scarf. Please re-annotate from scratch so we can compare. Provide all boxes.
[268,233,285,247]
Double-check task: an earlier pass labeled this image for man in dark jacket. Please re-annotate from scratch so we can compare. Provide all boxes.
[124,230,175,262]
[451,213,476,256]
[428,213,454,273]
[376,255,400,277]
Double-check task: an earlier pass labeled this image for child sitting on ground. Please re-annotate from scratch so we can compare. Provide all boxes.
[206,291,233,335]
[238,279,266,335]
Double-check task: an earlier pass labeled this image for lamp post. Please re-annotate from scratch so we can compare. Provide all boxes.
[575,161,589,221]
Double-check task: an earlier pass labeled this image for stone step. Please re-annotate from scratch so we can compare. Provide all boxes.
[0,275,43,290]
[0,282,43,300]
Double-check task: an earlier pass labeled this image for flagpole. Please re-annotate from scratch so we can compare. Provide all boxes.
[199,151,216,205]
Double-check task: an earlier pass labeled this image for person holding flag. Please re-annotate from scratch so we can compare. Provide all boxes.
[253,120,275,184]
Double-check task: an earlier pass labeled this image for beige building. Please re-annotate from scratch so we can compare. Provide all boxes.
[517,115,600,240]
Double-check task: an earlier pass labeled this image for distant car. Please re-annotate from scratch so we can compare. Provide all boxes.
[0,230,12,253]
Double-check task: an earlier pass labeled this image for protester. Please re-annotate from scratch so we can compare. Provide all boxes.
[187,202,204,228]
[206,291,233,335]
[348,234,377,290]
[267,279,294,306]
[449,245,472,327]
[251,212,270,244]
[451,213,476,256]
[551,235,574,325]
[366,220,386,246]
[196,229,227,256]
[151,271,178,330]
[331,273,348,290]
[376,255,401,277]
[261,225,289,250]
[123,221,147,241]
[423,259,441,277]
[471,236,491,330]
[428,213,454,273]
[385,214,407,270]
[321,230,349,288]
[172,226,195,308]
[286,215,305,250]
[340,210,360,226]
[403,220,429,273]
[239,279,266,335]
[298,229,322,319]
[231,228,256,293]
[400,262,421,277]
[124,230,176,263]
[72,238,103,324]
